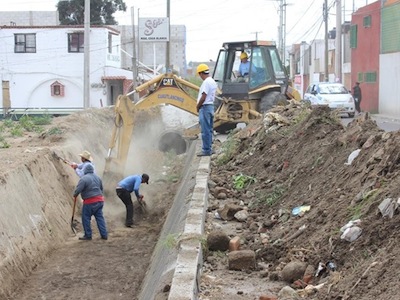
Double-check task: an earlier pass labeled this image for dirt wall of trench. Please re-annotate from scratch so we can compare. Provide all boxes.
[0,109,114,299]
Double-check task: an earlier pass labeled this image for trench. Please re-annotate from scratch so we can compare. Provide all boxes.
[0,110,205,300]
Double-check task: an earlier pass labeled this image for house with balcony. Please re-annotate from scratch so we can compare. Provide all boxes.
[0,25,133,116]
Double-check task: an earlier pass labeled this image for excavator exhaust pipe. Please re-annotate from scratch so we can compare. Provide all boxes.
[158,130,188,155]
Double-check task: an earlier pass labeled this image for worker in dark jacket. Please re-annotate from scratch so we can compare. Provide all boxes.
[353,82,362,114]
[116,173,149,227]
[73,164,108,240]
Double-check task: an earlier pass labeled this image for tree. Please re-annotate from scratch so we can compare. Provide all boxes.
[57,0,127,25]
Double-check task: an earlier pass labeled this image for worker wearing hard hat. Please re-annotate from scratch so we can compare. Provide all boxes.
[196,63,217,157]
[238,52,255,77]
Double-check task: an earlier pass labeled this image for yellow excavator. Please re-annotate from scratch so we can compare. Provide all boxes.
[104,40,301,179]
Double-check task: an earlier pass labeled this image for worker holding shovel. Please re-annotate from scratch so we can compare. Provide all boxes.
[73,164,108,240]
[116,173,149,227]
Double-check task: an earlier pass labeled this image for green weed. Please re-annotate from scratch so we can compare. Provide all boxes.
[10,125,23,137]
[3,119,14,128]
[348,189,378,219]
[47,127,63,135]
[233,173,256,190]
[258,184,286,206]
[216,135,239,166]
[162,233,179,249]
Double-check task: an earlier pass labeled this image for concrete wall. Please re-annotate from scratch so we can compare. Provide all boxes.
[0,11,59,26]
[379,52,400,116]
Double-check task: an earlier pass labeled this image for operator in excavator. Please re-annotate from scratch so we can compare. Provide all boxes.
[238,52,256,77]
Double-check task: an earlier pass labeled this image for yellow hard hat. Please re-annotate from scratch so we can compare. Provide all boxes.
[196,63,209,74]
[240,52,248,60]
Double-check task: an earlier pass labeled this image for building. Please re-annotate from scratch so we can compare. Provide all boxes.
[0,25,132,116]
[351,1,381,113]
[378,0,400,117]
[116,24,187,77]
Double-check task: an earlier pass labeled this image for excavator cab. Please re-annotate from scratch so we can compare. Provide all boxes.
[212,40,298,133]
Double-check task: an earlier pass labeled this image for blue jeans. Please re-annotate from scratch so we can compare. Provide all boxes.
[82,201,108,238]
[199,104,214,155]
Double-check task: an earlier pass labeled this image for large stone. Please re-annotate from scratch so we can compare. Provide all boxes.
[207,230,230,251]
[228,250,256,271]
[281,261,307,283]
[218,203,243,221]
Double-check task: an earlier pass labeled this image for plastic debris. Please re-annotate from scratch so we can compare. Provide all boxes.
[378,198,398,218]
[326,261,337,272]
[344,149,361,165]
[340,219,361,233]
[315,262,326,277]
[341,226,362,242]
[340,219,362,242]
[291,205,311,216]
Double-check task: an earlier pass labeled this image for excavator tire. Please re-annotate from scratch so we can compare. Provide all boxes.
[260,91,288,113]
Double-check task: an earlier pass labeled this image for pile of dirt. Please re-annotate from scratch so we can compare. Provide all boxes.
[202,102,400,300]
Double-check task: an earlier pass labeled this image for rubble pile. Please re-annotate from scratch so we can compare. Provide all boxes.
[202,103,400,300]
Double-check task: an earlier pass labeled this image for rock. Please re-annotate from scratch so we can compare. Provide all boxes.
[229,236,241,252]
[278,286,300,300]
[281,261,307,283]
[234,209,249,222]
[208,179,217,189]
[259,295,278,300]
[217,203,243,220]
[228,250,256,271]
[217,192,227,199]
[207,230,230,251]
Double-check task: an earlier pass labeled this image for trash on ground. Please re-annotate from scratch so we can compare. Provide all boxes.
[378,198,398,218]
[291,205,311,216]
[341,226,362,242]
[344,149,361,165]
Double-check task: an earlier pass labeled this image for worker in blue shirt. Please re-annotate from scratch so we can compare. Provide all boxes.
[116,173,149,227]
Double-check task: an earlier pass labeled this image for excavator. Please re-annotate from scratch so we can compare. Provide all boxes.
[103,40,301,180]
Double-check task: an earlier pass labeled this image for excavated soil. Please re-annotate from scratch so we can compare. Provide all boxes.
[200,103,400,300]
[3,102,400,300]
[0,108,184,300]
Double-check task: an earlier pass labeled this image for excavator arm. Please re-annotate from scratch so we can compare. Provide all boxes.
[104,73,200,179]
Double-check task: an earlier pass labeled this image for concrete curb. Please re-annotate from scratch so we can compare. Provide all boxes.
[167,156,211,300]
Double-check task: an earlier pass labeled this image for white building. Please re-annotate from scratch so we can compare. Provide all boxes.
[0,25,132,115]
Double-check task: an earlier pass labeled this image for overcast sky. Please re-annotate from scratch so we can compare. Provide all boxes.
[3,0,372,62]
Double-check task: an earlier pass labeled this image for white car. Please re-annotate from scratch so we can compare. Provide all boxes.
[304,82,356,117]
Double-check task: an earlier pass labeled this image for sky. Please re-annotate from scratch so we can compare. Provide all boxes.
[3,0,373,62]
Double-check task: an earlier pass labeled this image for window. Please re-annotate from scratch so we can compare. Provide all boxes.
[14,34,36,53]
[357,72,363,82]
[364,71,377,83]
[350,25,358,48]
[363,15,371,28]
[68,32,84,53]
[51,81,65,97]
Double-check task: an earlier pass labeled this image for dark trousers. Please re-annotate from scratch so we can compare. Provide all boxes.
[354,98,361,113]
[116,188,133,225]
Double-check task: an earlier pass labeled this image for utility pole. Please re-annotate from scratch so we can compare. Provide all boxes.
[131,7,138,93]
[166,0,170,72]
[83,0,90,108]
[278,0,287,65]
[323,0,329,82]
[335,0,342,82]
[251,31,262,41]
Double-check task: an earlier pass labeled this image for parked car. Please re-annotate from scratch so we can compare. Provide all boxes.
[304,82,355,117]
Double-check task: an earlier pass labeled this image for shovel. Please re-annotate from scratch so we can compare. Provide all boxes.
[71,196,77,235]
[138,195,147,214]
